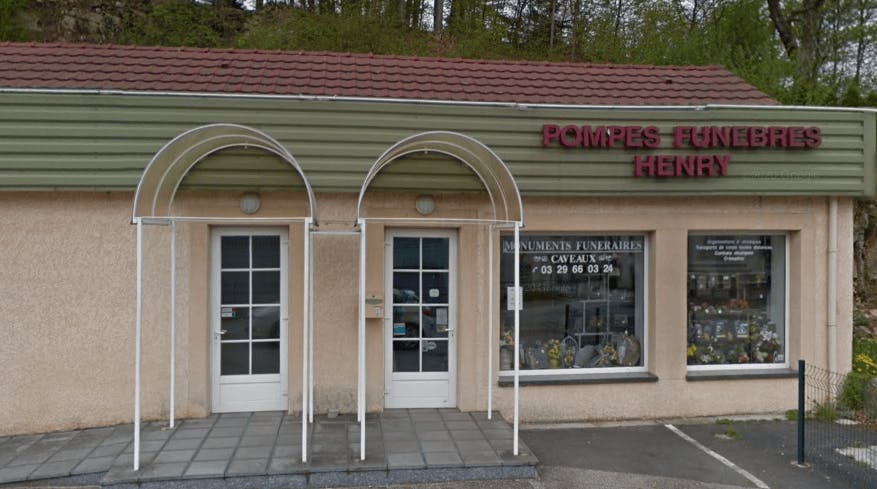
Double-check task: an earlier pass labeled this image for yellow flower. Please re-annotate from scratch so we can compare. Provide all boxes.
[687,344,697,357]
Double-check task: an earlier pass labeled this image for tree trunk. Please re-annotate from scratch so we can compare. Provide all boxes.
[550,0,556,47]
[766,0,798,57]
[433,0,443,31]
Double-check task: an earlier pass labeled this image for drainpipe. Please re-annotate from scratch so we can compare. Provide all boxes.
[828,197,838,374]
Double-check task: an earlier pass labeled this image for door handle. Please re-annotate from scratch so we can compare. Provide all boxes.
[215,329,227,338]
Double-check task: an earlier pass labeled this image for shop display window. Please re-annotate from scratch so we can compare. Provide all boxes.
[687,234,786,368]
[499,234,646,372]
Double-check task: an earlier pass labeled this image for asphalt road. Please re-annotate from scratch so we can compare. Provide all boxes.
[522,420,852,489]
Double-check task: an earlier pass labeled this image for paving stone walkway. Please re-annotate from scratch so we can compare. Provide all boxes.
[0,409,537,488]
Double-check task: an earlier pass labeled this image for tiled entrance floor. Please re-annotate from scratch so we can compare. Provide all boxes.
[0,409,537,488]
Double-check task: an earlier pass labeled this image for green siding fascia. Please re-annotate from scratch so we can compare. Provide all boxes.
[0,92,874,197]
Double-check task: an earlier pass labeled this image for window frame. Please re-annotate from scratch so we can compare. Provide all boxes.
[685,231,790,372]
[498,231,650,376]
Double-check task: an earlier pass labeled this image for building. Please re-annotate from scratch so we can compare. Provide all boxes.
[0,43,871,452]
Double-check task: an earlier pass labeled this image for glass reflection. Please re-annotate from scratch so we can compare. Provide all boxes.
[393,272,419,304]
[422,340,448,371]
[422,238,448,269]
[422,272,448,303]
[221,307,249,340]
[252,236,280,268]
[422,307,448,338]
[221,236,249,268]
[253,271,280,304]
[221,271,249,304]
[393,237,419,269]
[393,341,419,372]
[221,343,248,375]
[392,306,420,338]
[252,342,280,374]
[252,306,280,339]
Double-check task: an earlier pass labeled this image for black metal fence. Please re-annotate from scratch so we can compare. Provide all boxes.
[798,359,877,488]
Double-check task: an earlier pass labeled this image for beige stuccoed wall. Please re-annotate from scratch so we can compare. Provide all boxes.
[0,190,854,435]
[0,190,310,435]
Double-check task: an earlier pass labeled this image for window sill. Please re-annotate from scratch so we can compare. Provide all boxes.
[498,371,657,386]
[686,368,798,381]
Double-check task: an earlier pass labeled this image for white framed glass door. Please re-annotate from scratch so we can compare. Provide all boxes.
[384,230,456,408]
[210,228,288,412]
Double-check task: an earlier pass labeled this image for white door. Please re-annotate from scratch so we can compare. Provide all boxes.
[211,228,288,412]
[384,230,456,408]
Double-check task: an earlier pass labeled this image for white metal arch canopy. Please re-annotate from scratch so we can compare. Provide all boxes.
[132,123,318,222]
[353,131,525,460]
[129,123,318,470]
[355,131,523,223]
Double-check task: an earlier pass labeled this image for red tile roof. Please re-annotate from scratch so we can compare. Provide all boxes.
[0,42,776,105]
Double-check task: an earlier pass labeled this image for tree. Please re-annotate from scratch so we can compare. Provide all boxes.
[0,0,29,41]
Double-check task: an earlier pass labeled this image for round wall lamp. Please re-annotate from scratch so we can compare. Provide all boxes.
[239,192,262,215]
[415,194,436,216]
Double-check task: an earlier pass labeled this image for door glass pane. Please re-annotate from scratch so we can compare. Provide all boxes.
[221,307,249,340]
[393,341,419,372]
[252,306,280,339]
[252,236,280,268]
[252,342,280,374]
[422,340,448,372]
[221,236,249,268]
[392,306,420,338]
[221,271,249,304]
[422,307,448,338]
[393,237,419,269]
[392,272,419,303]
[253,271,280,304]
[422,238,448,269]
[422,272,448,304]
[221,343,249,375]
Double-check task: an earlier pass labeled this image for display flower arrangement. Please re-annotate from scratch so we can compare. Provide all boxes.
[563,347,575,368]
[546,339,562,368]
[697,344,716,364]
[753,329,780,363]
[501,328,515,346]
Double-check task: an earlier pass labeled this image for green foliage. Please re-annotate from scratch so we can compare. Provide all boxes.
[840,84,864,107]
[842,371,872,411]
[840,338,877,411]
[785,409,798,421]
[117,0,246,47]
[705,0,794,102]
[0,0,30,41]
[721,427,741,440]
[854,309,872,327]
[238,9,434,55]
[853,338,877,376]
[811,401,840,422]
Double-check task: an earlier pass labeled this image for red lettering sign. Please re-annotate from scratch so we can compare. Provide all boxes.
[541,123,821,179]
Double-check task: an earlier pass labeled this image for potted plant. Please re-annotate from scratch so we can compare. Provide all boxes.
[546,339,562,369]
[500,328,515,370]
